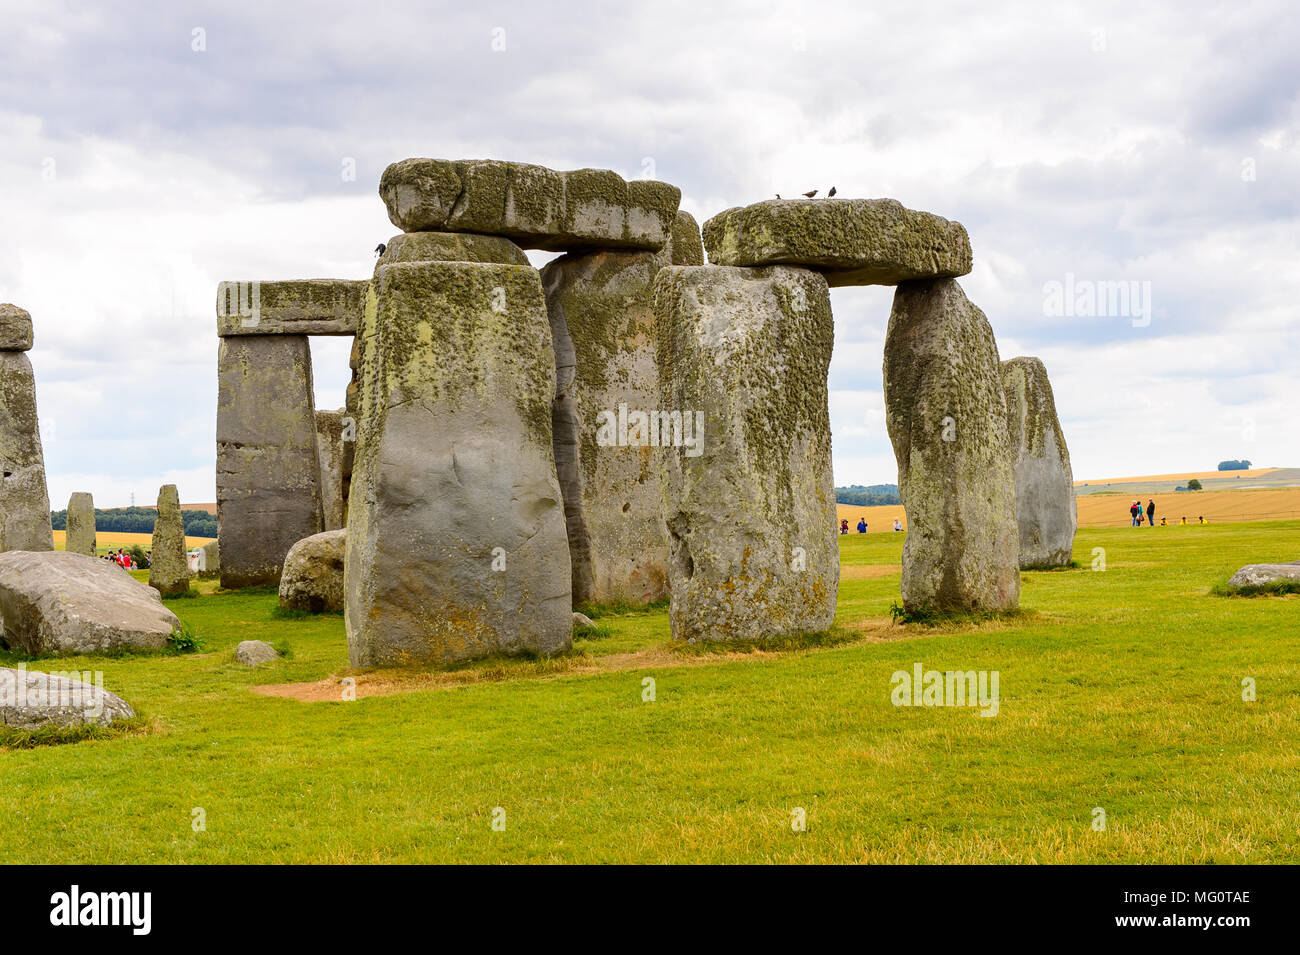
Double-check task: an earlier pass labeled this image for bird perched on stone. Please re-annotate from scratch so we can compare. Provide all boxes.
[802,189,817,198]
[374,243,386,257]
[827,186,837,198]
[775,193,782,199]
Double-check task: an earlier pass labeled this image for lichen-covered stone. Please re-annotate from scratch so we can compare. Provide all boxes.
[0,350,53,552]
[375,231,530,270]
[1226,562,1300,589]
[379,158,680,252]
[148,484,190,595]
[884,279,1019,613]
[1,667,135,730]
[216,335,322,588]
[0,304,34,351]
[670,211,704,266]
[541,247,672,605]
[0,551,180,655]
[702,198,972,287]
[1001,357,1076,568]
[315,410,346,531]
[653,265,838,642]
[345,261,571,666]
[65,492,96,556]
[279,529,345,613]
[216,279,365,336]
[199,540,220,578]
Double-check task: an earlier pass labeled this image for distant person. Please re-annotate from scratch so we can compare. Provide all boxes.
[856,518,867,533]
[893,518,903,532]
[1199,515,1208,524]
[1180,516,1188,525]
[1129,500,1141,526]
[1160,516,1167,526]
[1146,498,1155,528]
[839,519,849,535]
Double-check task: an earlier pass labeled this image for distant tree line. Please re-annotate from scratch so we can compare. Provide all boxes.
[1217,460,1251,471]
[49,506,217,538]
[835,484,901,506]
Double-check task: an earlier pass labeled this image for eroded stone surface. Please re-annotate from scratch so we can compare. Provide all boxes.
[670,211,704,266]
[0,350,53,552]
[884,278,1019,613]
[148,484,190,595]
[1,667,135,730]
[702,198,972,287]
[1001,357,1076,568]
[316,410,347,531]
[216,335,322,588]
[0,304,34,351]
[216,279,366,336]
[235,640,279,666]
[279,528,345,613]
[541,247,673,606]
[379,158,680,251]
[1226,562,1300,589]
[345,261,571,666]
[653,265,838,642]
[375,231,530,269]
[65,492,96,557]
[0,551,179,655]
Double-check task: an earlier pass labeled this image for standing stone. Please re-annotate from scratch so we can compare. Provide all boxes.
[883,279,1019,613]
[216,335,322,588]
[316,410,346,531]
[653,265,838,642]
[0,307,53,552]
[1001,357,1077,568]
[541,247,673,606]
[345,261,571,666]
[199,539,220,578]
[65,492,96,557]
[148,484,190,595]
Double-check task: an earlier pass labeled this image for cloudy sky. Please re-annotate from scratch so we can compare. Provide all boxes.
[1,0,1296,506]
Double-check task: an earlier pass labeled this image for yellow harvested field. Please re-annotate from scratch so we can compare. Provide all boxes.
[1074,467,1279,485]
[1075,486,1300,527]
[837,485,1300,531]
[53,530,215,550]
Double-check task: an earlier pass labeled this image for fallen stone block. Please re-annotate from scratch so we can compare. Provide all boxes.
[279,529,345,613]
[1,666,135,730]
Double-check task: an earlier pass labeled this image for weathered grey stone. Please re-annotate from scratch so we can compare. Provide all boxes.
[1001,357,1077,568]
[1,666,135,730]
[1226,562,1300,589]
[702,198,972,287]
[316,410,347,531]
[346,261,571,666]
[670,211,705,266]
[65,492,96,557]
[572,611,596,629]
[379,158,680,252]
[884,279,1019,613]
[542,247,673,606]
[199,539,220,578]
[376,231,530,269]
[0,350,53,552]
[216,279,365,336]
[235,639,279,666]
[653,265,838,642]
[0,551,180,655]
[0,304,34,351]
[148,484,190,595]
[216,335,322,589]
[279,528,345,613]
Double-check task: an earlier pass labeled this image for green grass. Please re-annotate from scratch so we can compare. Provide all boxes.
[2,520,1298,863]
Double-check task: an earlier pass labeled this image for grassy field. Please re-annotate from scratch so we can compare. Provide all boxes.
[2,519,1298,863]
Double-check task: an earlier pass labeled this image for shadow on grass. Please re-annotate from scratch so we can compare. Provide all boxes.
[576,597,670,619]
[888,602,1038,629]
[669,627,858,656]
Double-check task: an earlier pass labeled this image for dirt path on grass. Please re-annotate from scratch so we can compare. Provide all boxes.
[252,620,904,703]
